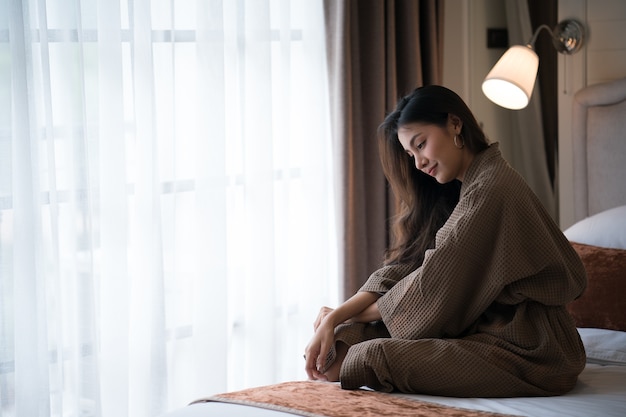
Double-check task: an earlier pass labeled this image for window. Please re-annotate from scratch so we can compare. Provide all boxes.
[0,1,337,416]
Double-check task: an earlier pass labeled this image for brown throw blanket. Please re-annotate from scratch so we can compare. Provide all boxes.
[192,381,522,417]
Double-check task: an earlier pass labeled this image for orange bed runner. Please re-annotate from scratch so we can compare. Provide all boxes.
[192,381,522,417]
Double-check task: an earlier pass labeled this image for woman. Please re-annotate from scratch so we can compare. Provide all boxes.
[304,85,587,397]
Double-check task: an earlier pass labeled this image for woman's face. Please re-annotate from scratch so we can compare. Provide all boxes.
[397,115,471,183]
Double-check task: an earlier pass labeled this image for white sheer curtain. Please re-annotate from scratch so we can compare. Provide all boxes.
[0,1,337,416]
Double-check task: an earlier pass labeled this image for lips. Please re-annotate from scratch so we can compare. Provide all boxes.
[427,163,437,176]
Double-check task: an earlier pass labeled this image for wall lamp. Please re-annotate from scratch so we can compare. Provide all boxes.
[482,19,586,110]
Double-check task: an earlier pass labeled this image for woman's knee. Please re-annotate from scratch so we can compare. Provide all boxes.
[339,339,396,391]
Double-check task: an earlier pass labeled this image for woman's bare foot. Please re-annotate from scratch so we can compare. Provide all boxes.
[322,342,348,382]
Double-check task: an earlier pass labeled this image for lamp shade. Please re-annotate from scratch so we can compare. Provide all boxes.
[481,45,539,110]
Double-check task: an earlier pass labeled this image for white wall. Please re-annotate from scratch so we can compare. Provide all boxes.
[443,0,513,148]
[442,0,470,101]
[558,0,626,229]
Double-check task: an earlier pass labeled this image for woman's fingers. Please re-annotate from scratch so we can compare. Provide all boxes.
[304,319,335,380]
[313,306,333,331]
[317,338,331,374]
[304,348,325,380]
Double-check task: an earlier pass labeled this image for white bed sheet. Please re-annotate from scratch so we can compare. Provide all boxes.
[397,363,626,417]
[159,402,296,417]
[158,363,626,417]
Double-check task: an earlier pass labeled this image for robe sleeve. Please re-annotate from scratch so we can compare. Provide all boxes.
[359,264,415,294]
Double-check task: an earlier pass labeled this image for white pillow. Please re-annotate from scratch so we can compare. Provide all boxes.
[578,327,626,366]
[564,205,626,249]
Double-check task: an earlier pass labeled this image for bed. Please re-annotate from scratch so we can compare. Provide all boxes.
[158,78,626,417]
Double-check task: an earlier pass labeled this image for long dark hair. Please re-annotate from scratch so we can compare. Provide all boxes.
[378,85,489,269]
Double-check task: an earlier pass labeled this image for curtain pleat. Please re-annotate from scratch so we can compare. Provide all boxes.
[324,0,444,298]
[9,1,50,416]
[527,0,558,187]
[191,0,229,399]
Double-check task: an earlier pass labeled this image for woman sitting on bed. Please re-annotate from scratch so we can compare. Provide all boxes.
[304,85,587,397]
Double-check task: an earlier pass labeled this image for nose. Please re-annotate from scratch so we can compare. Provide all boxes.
[415,155,427,170]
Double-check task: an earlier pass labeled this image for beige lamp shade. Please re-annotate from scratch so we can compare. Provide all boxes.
[481,45,539,110]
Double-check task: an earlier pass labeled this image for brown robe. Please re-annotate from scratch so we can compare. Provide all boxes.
[334,143,587,397]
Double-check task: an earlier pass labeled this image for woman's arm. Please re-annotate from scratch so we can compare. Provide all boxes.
[322,291,381,327]
[350,300,382,323]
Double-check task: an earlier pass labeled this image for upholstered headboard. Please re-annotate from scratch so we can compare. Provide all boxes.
[566,78,626,332]
[572,77,626,223]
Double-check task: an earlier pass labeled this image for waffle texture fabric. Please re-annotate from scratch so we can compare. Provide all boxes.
[334,143,587,397]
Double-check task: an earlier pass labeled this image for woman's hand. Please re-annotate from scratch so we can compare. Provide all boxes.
[313,306,334,331]
[304,315,336,380]
[303,292,381,380]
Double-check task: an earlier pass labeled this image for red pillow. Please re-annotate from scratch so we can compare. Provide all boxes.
[566,242,626,331]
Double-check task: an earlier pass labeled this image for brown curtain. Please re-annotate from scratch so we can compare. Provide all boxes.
[528,0,557,187]
[323,0,444,299]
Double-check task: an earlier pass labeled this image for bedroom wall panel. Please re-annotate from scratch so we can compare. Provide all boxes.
[558,0,626,229]
[585,1,626,85]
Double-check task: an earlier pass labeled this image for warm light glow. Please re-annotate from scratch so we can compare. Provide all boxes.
[482,45,539,110]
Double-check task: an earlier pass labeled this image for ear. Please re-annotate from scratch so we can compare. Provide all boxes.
[448,114,463,133]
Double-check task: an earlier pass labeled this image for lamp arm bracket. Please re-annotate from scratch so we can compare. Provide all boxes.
[527,19,585,55]
[527,24,554,48]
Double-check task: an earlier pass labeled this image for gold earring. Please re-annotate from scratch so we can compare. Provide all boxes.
[453,134,464,149]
